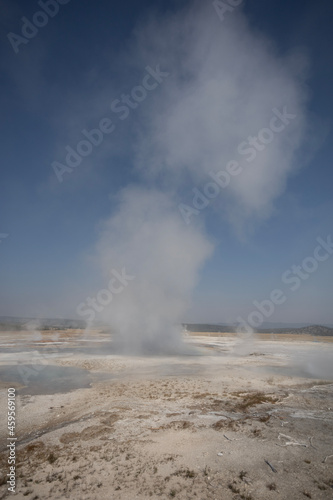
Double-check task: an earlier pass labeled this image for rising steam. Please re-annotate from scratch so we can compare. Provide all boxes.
[91,2,309,353]
[95,188,212,354]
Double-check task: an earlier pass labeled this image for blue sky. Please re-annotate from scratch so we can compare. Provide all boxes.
[0,0,332,326]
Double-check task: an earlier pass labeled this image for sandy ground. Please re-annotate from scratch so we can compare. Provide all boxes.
[0,331,332,499]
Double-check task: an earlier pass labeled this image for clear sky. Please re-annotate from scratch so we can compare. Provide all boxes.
[0,0,332,327]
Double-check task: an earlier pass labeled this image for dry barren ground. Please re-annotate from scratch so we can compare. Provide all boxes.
[0,331,332,499]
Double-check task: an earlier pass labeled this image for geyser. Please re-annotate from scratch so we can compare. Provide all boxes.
[94,188,212,354]
[89,1,309,354]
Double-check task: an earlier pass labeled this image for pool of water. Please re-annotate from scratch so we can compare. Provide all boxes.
[249,364,333,380]
[0,364,111,395]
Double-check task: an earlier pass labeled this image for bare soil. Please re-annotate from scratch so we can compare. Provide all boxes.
[0,331,332,499]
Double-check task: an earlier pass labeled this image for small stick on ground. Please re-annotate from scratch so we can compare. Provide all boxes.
[309,437,317,450]
[277,433,307,448]
[265,460,277,473]
[222,434,241,441]
[323,454,333,463]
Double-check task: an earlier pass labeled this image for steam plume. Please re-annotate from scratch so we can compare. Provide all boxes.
[95,188,212,354]
[92,2,309,353]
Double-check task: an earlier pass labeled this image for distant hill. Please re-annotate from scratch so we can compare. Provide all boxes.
[284,325,333,337]
[1,317,332,337]
[183,323,233,333]
[251,321,324,329]
[183,323,333,336]
[0,316,87,331]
